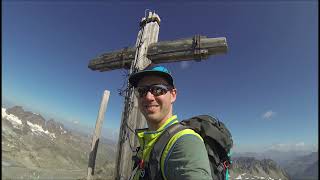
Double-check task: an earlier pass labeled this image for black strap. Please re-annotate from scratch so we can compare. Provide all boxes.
[147,122,188,180]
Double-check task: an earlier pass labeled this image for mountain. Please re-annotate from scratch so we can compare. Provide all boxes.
[233,149,314,166]
[282,152,318,180]
[2,106,117,180]
[229,157,290,180]
[303,161,318,177]
[232,149,319,179]
[61,118,119,143]
[3,106,68,138]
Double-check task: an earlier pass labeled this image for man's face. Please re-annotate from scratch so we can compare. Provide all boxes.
[136,76,177,128]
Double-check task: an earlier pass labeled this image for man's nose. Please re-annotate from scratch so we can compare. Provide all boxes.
[144,91,155,100]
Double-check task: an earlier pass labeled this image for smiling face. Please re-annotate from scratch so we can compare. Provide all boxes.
[136,76,177,131]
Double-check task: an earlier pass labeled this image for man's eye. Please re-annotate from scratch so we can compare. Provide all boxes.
[155,88,162,94]
[138,88,147,94]
[154,87,165,95]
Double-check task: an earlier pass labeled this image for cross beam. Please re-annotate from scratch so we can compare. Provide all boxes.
[88,36,227,72]
[88,11,228,180]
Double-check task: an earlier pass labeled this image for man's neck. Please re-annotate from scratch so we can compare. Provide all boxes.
[148,114,173,131]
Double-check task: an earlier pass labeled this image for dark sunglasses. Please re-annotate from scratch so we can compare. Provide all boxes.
[134,84,173,98]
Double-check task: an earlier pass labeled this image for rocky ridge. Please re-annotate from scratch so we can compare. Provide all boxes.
[2,106,116,180]
[229,157,290,180]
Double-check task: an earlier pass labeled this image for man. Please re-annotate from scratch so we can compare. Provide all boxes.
[129,65,212,180]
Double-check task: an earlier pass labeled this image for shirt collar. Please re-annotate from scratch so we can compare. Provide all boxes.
[136,115,178,136]
[147,115,178,133]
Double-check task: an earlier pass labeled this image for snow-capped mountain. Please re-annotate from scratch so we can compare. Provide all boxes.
[2,106,67,139]
[2,106,116,180]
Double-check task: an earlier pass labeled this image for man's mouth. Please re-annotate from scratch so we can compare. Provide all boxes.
[145,105,159,112]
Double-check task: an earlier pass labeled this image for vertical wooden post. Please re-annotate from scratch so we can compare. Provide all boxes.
[115,12,161,180]
[87,90,110,180]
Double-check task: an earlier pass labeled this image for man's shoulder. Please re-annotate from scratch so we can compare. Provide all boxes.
[159,124,204,159]
[168,130,205,156]
[169,133,205,157]
[168,127,203,143]
[162,129,212,179]
[160,127,207,168]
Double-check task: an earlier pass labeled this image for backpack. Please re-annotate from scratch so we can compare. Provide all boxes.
[132,115,233,180]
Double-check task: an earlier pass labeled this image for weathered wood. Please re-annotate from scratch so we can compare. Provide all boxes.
[148,36,227,63]
[88,36,227,72]
[89,47,135,71]
[87,90,110,180]
[114,12,160,180]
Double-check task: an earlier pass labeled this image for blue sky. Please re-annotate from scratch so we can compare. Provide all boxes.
[2,1,318,152]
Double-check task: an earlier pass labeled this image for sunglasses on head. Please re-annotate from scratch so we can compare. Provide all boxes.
[134,84,173,98]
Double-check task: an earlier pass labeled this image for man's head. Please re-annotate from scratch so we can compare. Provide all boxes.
[129,66,177,130]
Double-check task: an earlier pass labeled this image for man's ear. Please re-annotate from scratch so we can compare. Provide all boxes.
[170,88,177,104]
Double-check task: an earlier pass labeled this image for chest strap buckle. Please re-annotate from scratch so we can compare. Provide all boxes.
[139,159,145,169]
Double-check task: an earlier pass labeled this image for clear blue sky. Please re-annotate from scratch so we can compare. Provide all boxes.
[2,1,318,152]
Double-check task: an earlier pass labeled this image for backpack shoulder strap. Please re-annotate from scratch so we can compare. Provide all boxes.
[147,122,188,180]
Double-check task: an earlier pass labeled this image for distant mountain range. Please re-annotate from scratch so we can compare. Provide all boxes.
[3,106,67,138]
[233,150,315,165]
[233,151,318,180]
[2,106,117,180]
[282,152,318,180]
[229,157,290,180]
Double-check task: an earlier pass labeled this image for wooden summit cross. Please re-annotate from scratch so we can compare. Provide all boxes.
[88,11,228,180]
